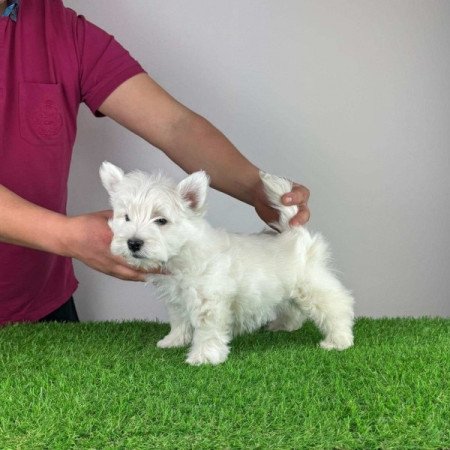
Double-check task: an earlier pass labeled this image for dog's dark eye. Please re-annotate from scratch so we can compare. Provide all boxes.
[125,214,130,222]
[155,218,167,226]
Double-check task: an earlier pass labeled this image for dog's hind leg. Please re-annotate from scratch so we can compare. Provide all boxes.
[293,279,354,350]
[289,232,354,350]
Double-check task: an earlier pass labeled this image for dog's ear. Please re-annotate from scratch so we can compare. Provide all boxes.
[177,171,209,212]
[100,161,124,195]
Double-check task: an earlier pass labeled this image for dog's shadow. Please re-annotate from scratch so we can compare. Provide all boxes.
[231,321,323,356]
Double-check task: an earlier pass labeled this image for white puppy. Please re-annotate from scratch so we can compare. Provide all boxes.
[100,162,354,365]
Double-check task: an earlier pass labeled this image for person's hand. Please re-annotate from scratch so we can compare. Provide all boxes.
[253,179,310,228]
[63,210,162,281]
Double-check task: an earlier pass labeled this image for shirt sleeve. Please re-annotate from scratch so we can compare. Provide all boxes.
[75,15,146,117]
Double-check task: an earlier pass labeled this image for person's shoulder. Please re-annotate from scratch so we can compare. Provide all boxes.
[37,0,87,43]
[56,0,80,24]
[41,0,91,31]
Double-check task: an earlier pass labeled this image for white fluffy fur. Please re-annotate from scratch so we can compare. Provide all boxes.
[100,162,354,365]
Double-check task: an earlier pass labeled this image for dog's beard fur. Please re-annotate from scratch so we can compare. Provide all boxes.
[100,162,355,365]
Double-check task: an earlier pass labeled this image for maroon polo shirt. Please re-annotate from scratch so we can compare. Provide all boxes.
[0,0,145,323]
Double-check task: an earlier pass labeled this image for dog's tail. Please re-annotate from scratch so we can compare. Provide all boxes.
[259,171,299,232]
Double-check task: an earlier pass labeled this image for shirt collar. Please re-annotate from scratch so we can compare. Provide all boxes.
[2,0,19,22]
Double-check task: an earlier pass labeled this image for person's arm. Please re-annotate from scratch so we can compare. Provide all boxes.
[98,73,310,226]
[0,185,150,281]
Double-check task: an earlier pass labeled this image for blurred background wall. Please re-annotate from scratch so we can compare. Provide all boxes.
[65,0,450,320]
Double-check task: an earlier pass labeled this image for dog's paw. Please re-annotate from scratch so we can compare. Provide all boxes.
[319,333,354,351]
[186,345,229,366]
[157,332,190,349]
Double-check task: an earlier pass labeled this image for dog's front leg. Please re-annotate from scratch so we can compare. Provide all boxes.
[185,298,232,366]
[157,304,193,348]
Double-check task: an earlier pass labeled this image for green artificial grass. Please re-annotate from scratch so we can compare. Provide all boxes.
[0,318,449,449]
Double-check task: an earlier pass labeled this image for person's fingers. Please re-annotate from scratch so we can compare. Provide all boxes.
[93,210,114,220]
[108,254,168,278]
[282,184,310,205]
[111,264,149,282]
[279,184,310,226]
[137,266,169,275]
[289,206,310,226]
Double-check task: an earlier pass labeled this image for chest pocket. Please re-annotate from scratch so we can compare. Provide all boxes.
[19,82,66,146]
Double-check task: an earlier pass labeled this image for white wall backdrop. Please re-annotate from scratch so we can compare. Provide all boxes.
[65,0,450,320]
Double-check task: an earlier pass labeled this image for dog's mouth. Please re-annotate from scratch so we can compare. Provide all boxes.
[127,253,166,272]
[131,252,146,260]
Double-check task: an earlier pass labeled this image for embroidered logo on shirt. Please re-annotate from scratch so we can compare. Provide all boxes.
[29,98,63,139]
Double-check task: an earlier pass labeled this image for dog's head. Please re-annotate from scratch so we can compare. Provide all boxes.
[100,162,209,269]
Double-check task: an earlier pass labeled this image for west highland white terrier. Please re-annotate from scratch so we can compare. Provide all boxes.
[100,162,354,365]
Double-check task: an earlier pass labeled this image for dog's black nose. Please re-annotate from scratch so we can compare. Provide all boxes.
[127,239,144,253]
